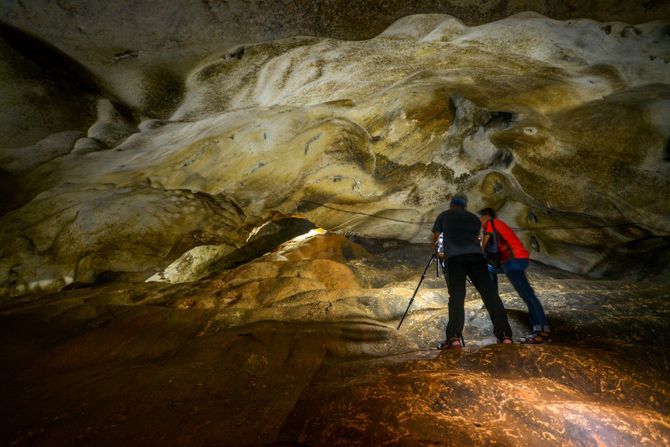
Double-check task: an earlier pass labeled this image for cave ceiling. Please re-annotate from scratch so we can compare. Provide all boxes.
[0,1,668,294]
[2,0,669,115]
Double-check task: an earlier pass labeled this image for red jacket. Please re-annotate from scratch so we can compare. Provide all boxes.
[483,218,529,263]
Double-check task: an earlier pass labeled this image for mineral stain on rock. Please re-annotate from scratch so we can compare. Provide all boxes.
[304,133,321,155]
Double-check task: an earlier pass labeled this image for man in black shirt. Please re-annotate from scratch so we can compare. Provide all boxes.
[432,193,513,348]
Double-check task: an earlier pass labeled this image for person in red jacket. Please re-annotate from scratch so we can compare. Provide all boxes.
[478,208,550,344]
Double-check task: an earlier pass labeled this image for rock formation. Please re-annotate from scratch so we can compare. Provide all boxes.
[0,4,669,446]
[1,12,669,295]
[2,1,668,115]
[1,232,668,445]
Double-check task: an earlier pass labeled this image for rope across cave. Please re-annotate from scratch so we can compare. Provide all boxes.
[298,199,668,234]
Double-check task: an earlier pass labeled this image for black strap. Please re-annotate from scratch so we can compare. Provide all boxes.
[489,219,498,245]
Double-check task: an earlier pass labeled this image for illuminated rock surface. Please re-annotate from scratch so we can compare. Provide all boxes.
[1,234,668,446]
[1,13,669,295]
[2,1,667,118]
[1,5,669,446]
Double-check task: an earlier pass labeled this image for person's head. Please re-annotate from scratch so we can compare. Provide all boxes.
[449,193,468,209]
[477,207,496,223]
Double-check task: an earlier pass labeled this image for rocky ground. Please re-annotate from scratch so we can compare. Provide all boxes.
[1,233,668,446]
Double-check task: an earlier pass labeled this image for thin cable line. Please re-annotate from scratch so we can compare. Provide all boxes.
[298,199,669,234]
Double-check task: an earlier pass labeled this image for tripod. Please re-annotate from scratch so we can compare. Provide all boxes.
[396,253,444,330]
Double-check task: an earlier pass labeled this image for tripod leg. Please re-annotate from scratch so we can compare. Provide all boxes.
[397,254,436,330]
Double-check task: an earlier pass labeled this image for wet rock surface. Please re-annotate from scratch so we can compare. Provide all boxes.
[1,234,668,446]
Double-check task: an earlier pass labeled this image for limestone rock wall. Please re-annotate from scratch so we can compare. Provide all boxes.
[0,12,669,295]
[0,25,98,148]
[3,1,670,108]
[2,1,669,118]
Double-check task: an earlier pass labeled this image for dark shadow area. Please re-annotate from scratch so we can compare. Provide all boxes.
[0,169,17,215]
[0,22,100,95]
[593,235,670,282]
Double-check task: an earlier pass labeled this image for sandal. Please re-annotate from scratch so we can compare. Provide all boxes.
[438,336,463,349]
[519,332,551,344]
[498,335,513,344]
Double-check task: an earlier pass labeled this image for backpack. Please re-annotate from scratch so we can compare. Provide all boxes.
[484,219,501,268]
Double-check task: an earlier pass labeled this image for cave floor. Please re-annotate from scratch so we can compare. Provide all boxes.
[1,268,669,446]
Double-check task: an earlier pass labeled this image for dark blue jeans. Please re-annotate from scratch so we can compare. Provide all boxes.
[446,254,513,341]
[489,259,550,333]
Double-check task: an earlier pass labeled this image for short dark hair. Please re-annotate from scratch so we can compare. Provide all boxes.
[478,207,496,218]
[450,193,468,208]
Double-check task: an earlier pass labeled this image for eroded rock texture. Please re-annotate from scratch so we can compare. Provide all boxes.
[1,0,669,116]
[1,13,669,295]
[1,8,670,446]
[1,234,668,446]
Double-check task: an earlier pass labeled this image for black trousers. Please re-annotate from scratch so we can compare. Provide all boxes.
[445,253,513,340]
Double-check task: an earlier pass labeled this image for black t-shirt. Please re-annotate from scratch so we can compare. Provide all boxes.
[432,208,484,259]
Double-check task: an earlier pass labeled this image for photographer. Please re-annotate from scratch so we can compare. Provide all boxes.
[432,194,513,348]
